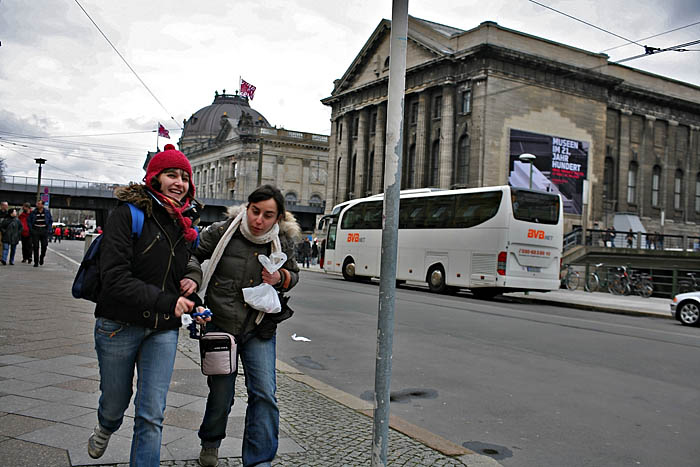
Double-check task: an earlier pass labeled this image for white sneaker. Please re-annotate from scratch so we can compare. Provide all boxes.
[87,424,111,459]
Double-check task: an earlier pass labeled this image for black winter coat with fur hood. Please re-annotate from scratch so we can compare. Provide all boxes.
[95,184,198,329]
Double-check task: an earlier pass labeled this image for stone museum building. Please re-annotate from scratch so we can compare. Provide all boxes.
[322,16,700,235]
[176,91,329,231]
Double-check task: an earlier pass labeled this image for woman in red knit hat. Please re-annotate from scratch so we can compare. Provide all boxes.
[88,144,204,466]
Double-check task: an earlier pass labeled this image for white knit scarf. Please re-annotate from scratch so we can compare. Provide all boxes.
[199,209,282,298]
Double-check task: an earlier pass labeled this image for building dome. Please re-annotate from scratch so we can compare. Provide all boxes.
[180,92,270,150]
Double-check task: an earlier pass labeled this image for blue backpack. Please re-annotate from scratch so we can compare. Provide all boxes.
[72,203,144,302]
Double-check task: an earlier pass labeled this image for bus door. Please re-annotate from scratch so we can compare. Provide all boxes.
[318,214,339,272]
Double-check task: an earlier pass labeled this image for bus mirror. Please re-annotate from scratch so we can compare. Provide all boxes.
[318,214,334,230]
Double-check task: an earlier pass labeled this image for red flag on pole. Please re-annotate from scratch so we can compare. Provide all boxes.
[240,79,256,100]
[158,123,170,139]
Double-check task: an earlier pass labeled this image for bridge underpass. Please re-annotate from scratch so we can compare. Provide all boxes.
[0,175,322,231]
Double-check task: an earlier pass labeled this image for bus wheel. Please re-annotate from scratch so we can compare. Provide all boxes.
[342,258,357,282]
[427,265,447,293]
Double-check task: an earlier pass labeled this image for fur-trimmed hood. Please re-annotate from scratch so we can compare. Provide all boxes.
[225,204,301,241]
[114,184,154,216]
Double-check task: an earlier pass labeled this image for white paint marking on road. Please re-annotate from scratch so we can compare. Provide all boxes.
[48,247,80,266]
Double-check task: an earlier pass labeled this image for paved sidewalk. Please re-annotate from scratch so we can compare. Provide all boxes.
[0,250,500,467]
[504,289,671,319]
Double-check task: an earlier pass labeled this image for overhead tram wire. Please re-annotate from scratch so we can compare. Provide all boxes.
[0,140,145,168]
[528,0,646,49]
[0,134,148,161]
[0,130,151,153]
[469,38,700,104]
[72,0,183,131]
[600,21,700,53]
[615,39,700,64]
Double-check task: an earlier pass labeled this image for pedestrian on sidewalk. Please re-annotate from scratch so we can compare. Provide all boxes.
[180,184,300,467]
[53,225,62,243]
[311,238,319,265]
[28,200,52,267]
[301,236,311,268]
[18,203,33,263]
[0,201,9,245]
[1,208,21,265]
[626,229,635,248]
[87,144,203,466]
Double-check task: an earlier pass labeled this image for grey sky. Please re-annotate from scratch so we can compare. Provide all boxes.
[1,0,698,184]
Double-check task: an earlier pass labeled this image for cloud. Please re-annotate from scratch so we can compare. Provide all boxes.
[0,110,53,136]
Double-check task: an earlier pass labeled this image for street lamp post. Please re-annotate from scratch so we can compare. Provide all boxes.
[34,158,46,203]
[519,153,536,189]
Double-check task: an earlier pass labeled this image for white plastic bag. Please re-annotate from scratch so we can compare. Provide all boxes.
[243,283,281,314]
[241,252,288,314]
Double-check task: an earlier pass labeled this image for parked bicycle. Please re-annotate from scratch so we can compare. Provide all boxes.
[610,266,654,297]
[585,263,614,293]
[678,272,699,294]
[561,264,580,290]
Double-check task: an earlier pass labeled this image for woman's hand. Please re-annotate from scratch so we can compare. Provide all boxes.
[194,306,212,325]
[262,269,281,286]
[174,296,194,318]
[180,278,198,295]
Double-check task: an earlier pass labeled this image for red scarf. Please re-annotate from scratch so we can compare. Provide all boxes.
[145,185,198,243]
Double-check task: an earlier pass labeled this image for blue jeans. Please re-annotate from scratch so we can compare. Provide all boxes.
[94,318,178,467]
[2,243,17,264]
[199,329,278,467]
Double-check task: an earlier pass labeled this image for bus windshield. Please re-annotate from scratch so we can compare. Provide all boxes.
[511,189,560,225]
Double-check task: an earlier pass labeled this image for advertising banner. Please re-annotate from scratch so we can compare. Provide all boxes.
[508,129,588,215]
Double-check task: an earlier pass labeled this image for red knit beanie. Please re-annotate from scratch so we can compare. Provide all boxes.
[145,144,195,198]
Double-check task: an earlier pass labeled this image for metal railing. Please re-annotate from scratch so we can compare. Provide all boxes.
[0,175,122,197]
[565,227,700,252]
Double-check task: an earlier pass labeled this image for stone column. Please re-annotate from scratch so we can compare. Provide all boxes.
[325,119,338,213]
[639,115,656,216]
[439,85,456,188]
[690,126,700,221]
[372,103,387,193]
[665,120,678,216]
[616,110,632,213]
[414,93,429,189]
[336,113,352,203]
[354,108,368,198]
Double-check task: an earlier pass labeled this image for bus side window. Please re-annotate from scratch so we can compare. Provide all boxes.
[425,195,455,229]
[401,198,427,229]
[363,201,382,229]
[341,204,363,229]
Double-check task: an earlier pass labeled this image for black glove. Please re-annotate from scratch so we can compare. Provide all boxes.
[256,296,294,339]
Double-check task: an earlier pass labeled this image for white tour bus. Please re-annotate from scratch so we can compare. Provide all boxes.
[319,185,563,297]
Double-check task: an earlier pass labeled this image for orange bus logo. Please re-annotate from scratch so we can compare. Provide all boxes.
[527,229,546,239]
[347,233,360,242]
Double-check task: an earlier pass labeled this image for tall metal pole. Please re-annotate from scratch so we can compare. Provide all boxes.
[371,1,408,466]
[34,158,46,203]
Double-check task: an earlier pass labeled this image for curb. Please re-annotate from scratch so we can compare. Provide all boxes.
[275,360,487,462]
[505,295,673,320]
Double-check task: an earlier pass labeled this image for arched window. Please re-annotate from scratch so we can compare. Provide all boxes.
[651,165,661,207]
[456,135,470,186]
[406,144,415,188]
[285,192,297,207]
[627,162,638,204]
[695,173,700,213]
[309,194,323,207]
[674,169,683,210]
[429,140,440,187]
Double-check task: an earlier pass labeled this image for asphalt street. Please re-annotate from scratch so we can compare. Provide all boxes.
[277,269,700,467]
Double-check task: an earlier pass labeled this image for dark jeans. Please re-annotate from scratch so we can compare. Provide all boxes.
[31,229,48,264]
[21,235,32,262]
[199,328,278,467]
